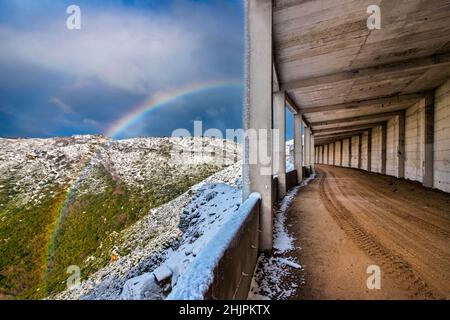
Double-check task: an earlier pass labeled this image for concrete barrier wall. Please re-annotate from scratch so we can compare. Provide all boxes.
[361,132,369,170]
[286,170,298,191]
[386,116,400,177]
[342,138,350,167]
[272,170,297,203]
[351,136,359,169]
[405,100,425,182]
[434,79,450,193]
[371,126,383,173]
[168,193,261,300]
[335,140,342,166]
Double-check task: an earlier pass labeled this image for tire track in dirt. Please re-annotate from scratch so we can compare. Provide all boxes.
[335,170,450,237]
[326,170,450,256]
[323,168,450,292]
[317,169,441,299]
[350,169,450,222]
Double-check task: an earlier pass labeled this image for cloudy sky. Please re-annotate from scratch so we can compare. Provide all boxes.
[0,0,246,139]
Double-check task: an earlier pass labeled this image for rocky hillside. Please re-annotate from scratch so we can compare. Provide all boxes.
[0,135,240,299]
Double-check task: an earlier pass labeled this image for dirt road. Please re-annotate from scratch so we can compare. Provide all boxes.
[288,165,450,299]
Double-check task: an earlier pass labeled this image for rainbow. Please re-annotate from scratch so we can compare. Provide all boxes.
[44,79,242,284]
[105,79,242,138]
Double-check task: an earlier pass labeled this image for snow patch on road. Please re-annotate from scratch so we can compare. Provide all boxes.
[273,186,299,253]
[249,171,315,300]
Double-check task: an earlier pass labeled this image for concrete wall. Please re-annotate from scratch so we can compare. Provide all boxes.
[361,132,369,171]
[342,138,350,167]
[169,194,260,300]
[335,140,342,166]
[405,100,425,182]
[329,143,335,165]
[386,116,400,177]
[351,136,359,169]
[371,126,383,173]
[434,79,450,193]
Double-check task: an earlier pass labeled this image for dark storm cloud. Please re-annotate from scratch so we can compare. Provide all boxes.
[0,0,244,138]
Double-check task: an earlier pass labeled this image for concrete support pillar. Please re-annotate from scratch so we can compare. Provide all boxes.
[333,142,336,166]
[314,147,317,164]
[340,139,343,167]
[398,111,406,178]
[358,134,362,169]
[274,92,286,199]
[317,146,320,163]
[381,122,387,174]
[321,145,324,164]
[244,0,273,252]
[294,114,303,184]
[348,138,352,167]
[304,126,311,168]
[423,94,435,188]
[317,146,319,164]
[311,133,315,171]
[333,141,338,165]
[367,129,372,172]
[327,144,330,164]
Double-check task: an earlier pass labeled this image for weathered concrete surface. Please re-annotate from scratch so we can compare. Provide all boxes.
[405,100,425,183]
[310,133,315,170]
[317,146,324,164]
[244,0,273,251]
[294,113,303,183]
[342,138,350,167]
[274,91,287,199]
[361,132,369,171]
[371,126,383,173]
[205,196,260,300]
[381,122,387,175]
[273,0,450,126]
[386,116,400,177]
[350,136,359,169]
[304,126,311,167]
[434,79,450,193]
[286,169,298,192]
[270,0,450,194]
[424,94,435,188]
[288,165,450,300]
[335,140,342,167]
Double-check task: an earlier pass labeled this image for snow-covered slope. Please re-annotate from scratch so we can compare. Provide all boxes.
[0,135,240,299]
[53,162,243,300]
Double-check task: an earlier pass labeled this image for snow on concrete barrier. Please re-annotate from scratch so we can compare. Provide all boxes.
[167,192,261,300]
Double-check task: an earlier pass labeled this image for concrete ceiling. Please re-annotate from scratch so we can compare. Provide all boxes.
[273,0,450,134]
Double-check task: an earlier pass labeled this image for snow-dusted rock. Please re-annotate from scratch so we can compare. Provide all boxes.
[120,273,162,300]
[153,265,172,283]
